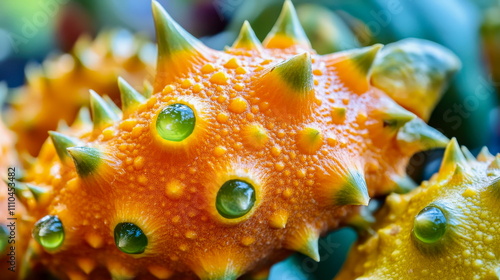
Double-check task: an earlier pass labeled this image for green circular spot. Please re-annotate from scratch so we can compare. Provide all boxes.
[0,225,9,254]
[114,222,148,254]
[216,179,256,219]
[156,103,196,142]
[32,215,65,250]
[413,206,447,244]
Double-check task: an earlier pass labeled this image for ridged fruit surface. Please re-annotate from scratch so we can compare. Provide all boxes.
[17,1,458,279]
[336,139,500,280]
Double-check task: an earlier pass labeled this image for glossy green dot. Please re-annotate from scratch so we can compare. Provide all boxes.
[413,206,447,244]
[156,103,196,142]
[32,215,65,250]
[114,222,148,254]
[216,179,256,219]
[0,225,8,254]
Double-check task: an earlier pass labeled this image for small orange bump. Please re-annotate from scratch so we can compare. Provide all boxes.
[133,156,145,170]
[283,188,293,198]
[102,128,115,141]
[214,145,227,156]
[229,97,248,113]
[331,107,347,123]
[185,230,197,239]
[210,71,229,85]
[179,244,188,251]
[201,63,216,74]
[192,83,204,93]
[172,215,181,223]
[166,180,185,199]
[234,83,244,91]
[131,126,143,138]
[85,232,104,249]
[241,236,256,246]
[313,69,323,76]
[260,101,270,111]
[119,119,137,131]
[251,105,259,113]
[342,98,350,105]
[275,162,285,171]
[271,146,282,157]
[236,66,248,74]
[326,137,337,146]
[162,85,175,94]
[148,265,173,280]
[277,130,286,138]
[269,209,289,229]
[224,57,241,69]
[216,112,229,123]
[297,169,306,178]
[77,258,96,274]
[181,78,194,89]
[217,95,227,103]
[357,112,367,124]
[243,123,269,149]
[138,175,148,185]
[297,127,323,154]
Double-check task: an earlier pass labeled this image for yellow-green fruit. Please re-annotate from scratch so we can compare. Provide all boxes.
[336,139,500,280]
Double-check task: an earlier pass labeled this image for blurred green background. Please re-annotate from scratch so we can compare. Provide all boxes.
[1,0,500,279]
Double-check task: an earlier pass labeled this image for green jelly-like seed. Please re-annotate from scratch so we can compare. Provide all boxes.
[156,103,196,142]
[114,222,148,254]
[216,179,256,219]
[32,215,65,250]
[413,206,447,244]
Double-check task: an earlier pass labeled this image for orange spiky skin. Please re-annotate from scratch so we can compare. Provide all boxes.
[336,140,500,280]
[6,29,155,157]
[18,1,454,279]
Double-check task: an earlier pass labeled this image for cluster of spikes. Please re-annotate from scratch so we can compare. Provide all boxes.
[336,139,500,280]
[2,0,462,279]
[5,29,156,158]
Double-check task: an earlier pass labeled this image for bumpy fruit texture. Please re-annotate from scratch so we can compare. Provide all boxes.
[18,1,457,279]
[6,29,155,157]
[336,139,500,280]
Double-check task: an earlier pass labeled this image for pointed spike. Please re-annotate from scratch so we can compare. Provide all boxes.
[26,184,49,201]
[272,52,313,95]
[102,95,122,116]
[56,119,69,132]
[379,104,416,130]
[488,157,500,170]
[393,174,417,194]
[371,39,461,121]
[396,118,449,154]
[118,77,146,113]
[285,227,320,262]
[67,147,102,177]
[142,80,153,98]
[89,90,119,131]
[232,21,263,51]
[334,171,370,206]
[263,0,311,49]
[325,44,382,94]
[48,131,82,164]
[152,0,208,89]
[478,146,494,162]
[438,138,468,177]
[461,146,476,162]
[73,107,92,127]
